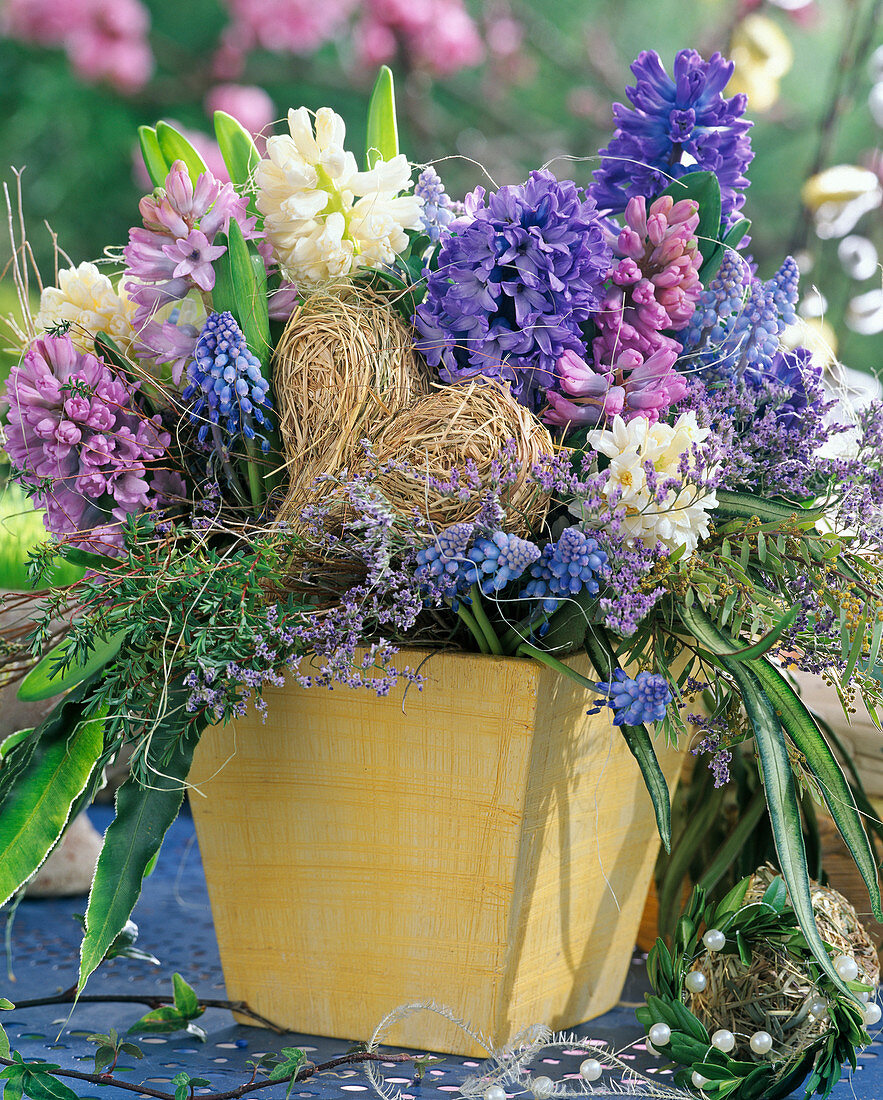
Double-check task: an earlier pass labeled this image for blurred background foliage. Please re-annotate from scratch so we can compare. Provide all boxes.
[0,0,881,377]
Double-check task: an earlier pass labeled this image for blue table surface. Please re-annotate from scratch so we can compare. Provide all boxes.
[6,807,881,1100]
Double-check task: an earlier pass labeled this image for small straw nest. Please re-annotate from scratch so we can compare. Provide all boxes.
[273,280,430,521]
[360,380,554,536]
[686,865,879,1064]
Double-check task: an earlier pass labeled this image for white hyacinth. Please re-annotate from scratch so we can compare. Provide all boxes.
[35,262,137,356]
[255,106,424,286]
[583,412,718,556]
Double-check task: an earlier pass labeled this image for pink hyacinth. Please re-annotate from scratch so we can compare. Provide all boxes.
[593,196,702,367]
[124,159,260,383]
[2,0,154,93]
[2,335,183,552]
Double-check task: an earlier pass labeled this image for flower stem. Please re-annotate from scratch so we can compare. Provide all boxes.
[243,438,264,517]
[469,585,504,655]
[455,602,491,654]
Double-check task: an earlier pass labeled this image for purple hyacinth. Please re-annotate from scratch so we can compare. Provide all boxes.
[183,312,274,453]
[415,166,455,244]
[681,255,799,380]
[590,669,672,726]
[414,522,476,602]
[591,50,753,218]
[465,530,541,596]
[124,160,263,385]
[521,527,608,613]
[2,334,183,552]
[414,169,613,410]
[744,347,824,430]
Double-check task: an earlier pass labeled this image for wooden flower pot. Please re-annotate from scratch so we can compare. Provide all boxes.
[188,649,683,1056]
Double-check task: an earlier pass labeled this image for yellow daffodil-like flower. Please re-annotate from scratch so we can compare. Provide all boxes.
[801,165,883,239]
[35,262,137,356]
[255,106,424,286]
[728,14,794,113]
[582,412,718,555]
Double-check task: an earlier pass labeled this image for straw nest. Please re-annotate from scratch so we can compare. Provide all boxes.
[273,280,430,521]
[360,380,554,536]
[686,865,879,1062]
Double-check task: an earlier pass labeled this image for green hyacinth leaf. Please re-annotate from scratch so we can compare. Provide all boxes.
[750,655,882,920]
[713,489,825,527]
[18,630,126,702]
[138,127,169,188]
[79,729,199,990]
[584,628,672,850]
[0,707,104,908]
[155,122,208,184]
[365,66,399,169]
[678,601,857,999]
[213,111,261,221]
[211,222,271,369]
[656,170,721,268]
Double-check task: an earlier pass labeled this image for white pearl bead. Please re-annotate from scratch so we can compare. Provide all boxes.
[834,955,859,982]
[485,1087,506,1100]
[703,929,726,952]
[691,1070,709,1089]
[645,1040,659,1057]
[712,1028,736,1053]
[809,998,828,1019]
[749,1030,773,1055]
[531,1077,553,1099]
[579,1059,602,1082]
[863,1002,882,1026]
[649,1022,671,1046]
[685,969,707,993]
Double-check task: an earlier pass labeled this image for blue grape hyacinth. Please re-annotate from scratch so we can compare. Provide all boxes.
[184,311,274,452]
[589,669,673,726]
[415,523,476,604]
[521,527,608,613]
[466,530,541,596]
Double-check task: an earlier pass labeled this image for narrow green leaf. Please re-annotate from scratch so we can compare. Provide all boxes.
[678,602,857,998]
[713,606,798,661]
[696,786,766,896]
[365,66,399,169]
[172,973,201,1019]
[127,1007,187,1035]
[584,629,671,850]
[60,546,119,572]
[0,1024,9,1060]
[842,605,869,687]
[656,170,721,267]
[751,656,882,920]
[0,710,104,907]
[155,122,208,184]
[79,729,198,990]
[714,490,825,526]
[137,127,169,188]
[0,729,32,762]
[18,630,125,702]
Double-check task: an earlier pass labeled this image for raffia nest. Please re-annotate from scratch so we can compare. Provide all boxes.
[686,865,879,1062]
[273,280,430,522]
[360,380,554,537]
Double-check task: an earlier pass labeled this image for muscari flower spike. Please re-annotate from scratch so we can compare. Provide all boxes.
[415,522,476,603]
[466,530,541,596]
[589,669,673,726]
[183,311,274,453]
[521,527,609,614]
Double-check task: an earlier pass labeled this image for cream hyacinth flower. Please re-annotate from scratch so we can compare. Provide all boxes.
[255,106,424,286]
[584,411,718,555]
[35,262,137,356]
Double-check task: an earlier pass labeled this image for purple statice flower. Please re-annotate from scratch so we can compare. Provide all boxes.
[591,49,753,219]
[521,526,608,613]
[3,334,183,552]
[680,255,799,381]
[414,522,475,603]
[415,166,455,244]
[183,312,274,453]
[544,194,701,429]
[465,530,541,595]
[690,723,732,787]
[124,159,262,385]
[414,169,613,409]
[589,668,672,726]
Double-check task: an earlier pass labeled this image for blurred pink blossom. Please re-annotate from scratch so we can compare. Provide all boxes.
[2,0,154,92]
[354,0,484,76]
[218,0,359,54]
[206,84,276,148]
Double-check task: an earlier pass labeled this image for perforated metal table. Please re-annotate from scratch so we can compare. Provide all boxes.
[6,808,880,1100]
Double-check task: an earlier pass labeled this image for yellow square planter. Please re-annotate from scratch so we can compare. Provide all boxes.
[188,648,683,1056]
